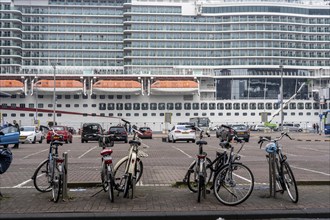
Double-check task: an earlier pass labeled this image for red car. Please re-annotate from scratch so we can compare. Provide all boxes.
[46,126,73,144]
[137,127,153,139]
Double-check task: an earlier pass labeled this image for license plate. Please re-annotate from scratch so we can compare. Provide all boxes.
[19,136,26,140]
[182,132,189,134]
[238,132,244,135]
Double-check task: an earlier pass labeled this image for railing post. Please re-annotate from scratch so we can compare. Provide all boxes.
[62,152,68,200]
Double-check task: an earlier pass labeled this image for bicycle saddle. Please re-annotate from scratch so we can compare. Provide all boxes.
[219,141,231,149]
[196,140,207,145]
[129,140,141,146]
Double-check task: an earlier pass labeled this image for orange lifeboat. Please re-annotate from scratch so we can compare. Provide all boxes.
[0,80,24,94]
[34,80,83,94]
[150,80,198,95]
[93,80,142,94]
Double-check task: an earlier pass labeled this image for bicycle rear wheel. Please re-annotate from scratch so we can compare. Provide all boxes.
[213,163,254,206]
[52,167,62,203]
[197,175,205,203]
[114,158,143,192]
[101,163,109,192]
[32,159,52,192]
[108,171,114,202]
[283,162,298,203]
[186,157,212,193]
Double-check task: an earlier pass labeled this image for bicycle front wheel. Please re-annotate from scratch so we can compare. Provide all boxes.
[108,171,114,202]
[186,157,212,193]
[283,162,298,203]
[33,159,52,192]
[52,167,62,203]
[213,163,254,206]
[197,175,205,203]
[114,158,143,192]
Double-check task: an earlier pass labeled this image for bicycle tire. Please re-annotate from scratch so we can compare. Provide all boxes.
[186,157,212,193]
[32,159,52,192]
[282,161,299,203]
[213,163,254,206]
[130,174,136,199]
[52,167,62,203]
[108,171,114,202]
[123,173,131,198]
[197,175,205,203]
[101,163,108,192]
[113,158,143,192]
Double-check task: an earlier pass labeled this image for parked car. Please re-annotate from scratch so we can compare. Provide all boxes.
[19,126,43,144]
[280,123,303,132]
[230,124,250,142]
[108,126,128,143]
[137,127,153,139]
[253,124,267,131]
[216,125,232,138]
[81,123,103,143]
[0,125,20,148]
[168,124,196,143]
[68,127,76,135]
[46,126,73,144]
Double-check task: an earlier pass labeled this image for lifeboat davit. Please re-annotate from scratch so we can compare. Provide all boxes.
[92,80,142,94]
[34,80,83,94]
[0,80,24,94]
[150,80,198,95]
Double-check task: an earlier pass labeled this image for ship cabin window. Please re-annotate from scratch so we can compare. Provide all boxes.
[48,113,52,117]
[117,103,123,110]
[184,103,191,110]
[305,103,312,109]
[91,113,96,116]
[284,112,287,116]
[57,95,62,99]
[150,103,157,110]
[66,104,70,108]
[74,95,79,99]
[193,103,199,110]
[100,113,105,116]
[226,113,231,116]
[29,103,34,108]
[185,113,190,116]
[307,112,311,116]
[321,103,328,109]
[83,104,88,107]
[125,95,131,99]
[299,112,303,116]
[29,113,34,117]
[209,103,215,110]
[20,94,25,98]
[202,113,207,116]
[217,103,224,110]
[218,113,223,116]
[118,113,123,116]
[143,113,147,116]
[57,104,62,108]
[117,95,122,99]
[100,95,105,99]
[91,104,96,108]
[297,103,304,109]
[83,95,88,99]
[125,103,132,110]
[134,113,139,117]
[10,103,16,108]
[313,103,319,109]
[235,112,239,116]
[210,112,215,116]
[249,103,256,110]
[201,103,207,110]
[99,103,106,110]
[291,112,295,116]
[20,104,25,108]
[1,113,7,117]
[142,103,148,110]
[266,103,272,110]
[243,113,247,116]
[225,103,232,110]
[194,113,198,116]
[158,103,165,110]
[108,103,115,110]
[151,113,156,116]
[65,95,70,99]
[289,103,296,109]
[233,103,240,110]
[19,113,25,117]
[108,95,114,99]
[251,112,255,116]
[167,103,174,110]
[175,103,182,110]
[274,103,279,109]
[134,103,140,110]
[126,113,131,117]
[11,113,16,117]
[91,94,97,99]
[108,113,113,117]
[74,104,79,107]
[176,113,181,116]
[37,95,43,99]
[11,95,17,98]
[160,113,164,116]
[258,103,264,110]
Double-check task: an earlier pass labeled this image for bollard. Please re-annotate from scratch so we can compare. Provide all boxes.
[62,152,68,200]
[268,153,276,198]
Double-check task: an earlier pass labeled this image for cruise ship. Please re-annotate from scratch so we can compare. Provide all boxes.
[0,0,329,132]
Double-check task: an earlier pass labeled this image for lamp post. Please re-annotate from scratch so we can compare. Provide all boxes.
[52,63,60,126]
[319,68,323,135]
[279,65,284,132]
[35,74,38,125]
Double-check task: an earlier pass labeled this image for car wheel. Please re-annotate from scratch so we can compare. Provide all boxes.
[245,138,249,142]
[39,137,43,144]
[172,136,176,143]
[168,137,172,143]
[81,139,84,143]
[47,140,50,144]
[32,137,36,144]
[192,139,195,143]
[125,138,128,143]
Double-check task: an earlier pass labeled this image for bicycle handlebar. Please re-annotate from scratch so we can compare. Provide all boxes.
[258,132,292,148]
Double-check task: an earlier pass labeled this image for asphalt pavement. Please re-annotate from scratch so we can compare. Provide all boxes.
[0,132,329,220]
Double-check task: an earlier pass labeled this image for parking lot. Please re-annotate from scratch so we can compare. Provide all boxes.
[1,131,329,189]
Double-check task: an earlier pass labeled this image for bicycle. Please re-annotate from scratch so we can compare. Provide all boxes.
[99,132,115,202]
[113,119,147,199]
[184,124,254,205]
[258,132,299,203]
[32,129,66,203]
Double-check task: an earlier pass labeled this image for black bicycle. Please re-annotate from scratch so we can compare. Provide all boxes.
[258,132,299,203]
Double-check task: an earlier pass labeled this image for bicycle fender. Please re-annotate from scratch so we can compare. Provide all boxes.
[114,156,128,171]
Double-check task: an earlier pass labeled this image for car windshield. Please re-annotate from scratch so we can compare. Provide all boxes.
[176,125,191,130]
[21,126,34,132]
[139,127,150,132]
[110,127,125,132]
[232,125,247,130]
[53,126,64,131]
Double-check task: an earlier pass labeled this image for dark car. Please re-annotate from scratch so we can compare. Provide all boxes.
[137,127,152,139]
[81,123,103,143]
[108,126,128,143]
[230,124,250,142]
[46,126,73,144]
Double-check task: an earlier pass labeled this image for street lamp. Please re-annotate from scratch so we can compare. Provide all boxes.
[279,65,284,132]
[35,74,38,125]
[319,68,323,135]
[52,62,60,126]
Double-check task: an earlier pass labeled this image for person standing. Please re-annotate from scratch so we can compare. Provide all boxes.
[316,123,319,134]
[12,120,20,149]
[313,123,316,133]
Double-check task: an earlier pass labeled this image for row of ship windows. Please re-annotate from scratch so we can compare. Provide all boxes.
[0,111,322,119]
[2,102,329,111]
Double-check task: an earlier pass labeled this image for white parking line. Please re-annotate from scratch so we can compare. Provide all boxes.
[13,178,32,188]
[22,149,48,159]
[171,146,192,158]
[290,165,330,176]
[78,146,97,159]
